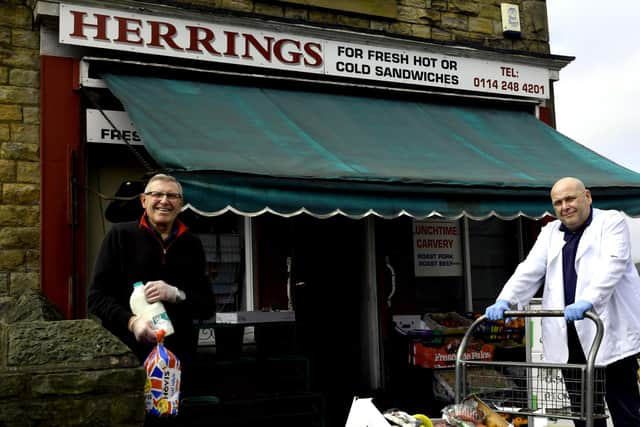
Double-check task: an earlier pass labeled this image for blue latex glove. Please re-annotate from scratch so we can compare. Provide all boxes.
[564,300,593,321]
[485,299,510,320]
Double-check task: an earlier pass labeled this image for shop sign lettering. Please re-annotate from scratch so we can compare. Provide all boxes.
[86,109,142,145]
[59,4,550,99]
[413,219,462,277]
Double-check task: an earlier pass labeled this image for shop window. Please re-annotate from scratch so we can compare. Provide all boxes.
[181,211,245,314]
[468,217,539,311]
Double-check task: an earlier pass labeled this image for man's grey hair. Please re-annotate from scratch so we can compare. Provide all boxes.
[144,173,183,195]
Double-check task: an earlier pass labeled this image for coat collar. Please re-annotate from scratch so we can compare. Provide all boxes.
[576,210,597,261]
[549,226,565,262]
[138,213,189,240]
[548,208,598,262]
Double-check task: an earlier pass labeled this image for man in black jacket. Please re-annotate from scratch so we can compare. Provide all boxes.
[88,173,215,397]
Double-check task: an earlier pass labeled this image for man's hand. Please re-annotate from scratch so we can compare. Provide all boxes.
[485,299,510,320]
[129,316,157,344]
[144,280,179,303]
[564,300,593,321]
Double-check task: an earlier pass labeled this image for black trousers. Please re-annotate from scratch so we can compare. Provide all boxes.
[564,322,640,427]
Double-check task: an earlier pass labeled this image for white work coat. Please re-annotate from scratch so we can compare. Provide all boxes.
[497,208,640,365]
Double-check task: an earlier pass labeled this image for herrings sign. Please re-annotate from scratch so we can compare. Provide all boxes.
[59,3,550,99]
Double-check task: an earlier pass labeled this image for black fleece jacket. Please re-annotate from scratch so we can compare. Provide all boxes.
[88,215,215,364]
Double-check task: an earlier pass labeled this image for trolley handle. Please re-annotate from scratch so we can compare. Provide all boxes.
[503,309,601,320]
[455,310,604,404]
[458,310,604,365]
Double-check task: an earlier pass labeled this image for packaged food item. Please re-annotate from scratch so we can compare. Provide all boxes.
[383,409,423,426]
[143,330,181,417]
[441,402,485,426]
[130,281,174,336]
[462,395,510,427]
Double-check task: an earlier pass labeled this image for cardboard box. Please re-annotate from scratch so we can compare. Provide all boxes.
[412,337,494,368]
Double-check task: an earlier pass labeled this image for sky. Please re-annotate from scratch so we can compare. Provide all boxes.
[546,1,640,174]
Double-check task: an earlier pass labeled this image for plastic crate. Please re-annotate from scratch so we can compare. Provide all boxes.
[423,312,472,335]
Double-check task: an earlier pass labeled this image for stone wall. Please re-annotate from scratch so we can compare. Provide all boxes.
[0,291,145,427]
[1,3,145,425]
[0,0,41,307]
[142,0,550,54]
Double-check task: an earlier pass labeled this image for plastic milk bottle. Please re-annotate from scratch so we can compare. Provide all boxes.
[129,281,174,337]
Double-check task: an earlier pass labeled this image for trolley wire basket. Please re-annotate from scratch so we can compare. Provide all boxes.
[455,310,607,427]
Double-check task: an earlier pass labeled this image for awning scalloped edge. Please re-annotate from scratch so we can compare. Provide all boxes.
[182,203,555,221]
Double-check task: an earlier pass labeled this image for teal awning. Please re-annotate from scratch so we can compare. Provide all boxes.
[102,73,640,219]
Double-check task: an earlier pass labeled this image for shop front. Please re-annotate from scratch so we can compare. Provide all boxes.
[35,1,640,424]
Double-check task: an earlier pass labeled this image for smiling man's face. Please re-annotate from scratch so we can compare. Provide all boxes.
[140,179,183,232]
[550,177,592,231]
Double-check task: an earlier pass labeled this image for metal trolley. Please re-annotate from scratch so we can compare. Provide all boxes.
[455,310,607,427]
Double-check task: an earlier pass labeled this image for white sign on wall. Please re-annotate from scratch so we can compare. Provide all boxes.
[324,41,549,98]
[86,109,142,145]
[59,3,550,99]
[413,219,462,277]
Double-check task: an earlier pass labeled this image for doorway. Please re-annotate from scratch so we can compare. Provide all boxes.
[256,214,368,425]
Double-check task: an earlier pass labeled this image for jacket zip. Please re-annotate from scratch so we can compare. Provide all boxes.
[156,236,176,265]
[139,214,188,265]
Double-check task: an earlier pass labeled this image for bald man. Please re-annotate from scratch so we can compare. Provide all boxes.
[486,177,640,427]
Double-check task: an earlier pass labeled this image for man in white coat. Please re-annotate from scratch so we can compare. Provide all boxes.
[486,177,640,427]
